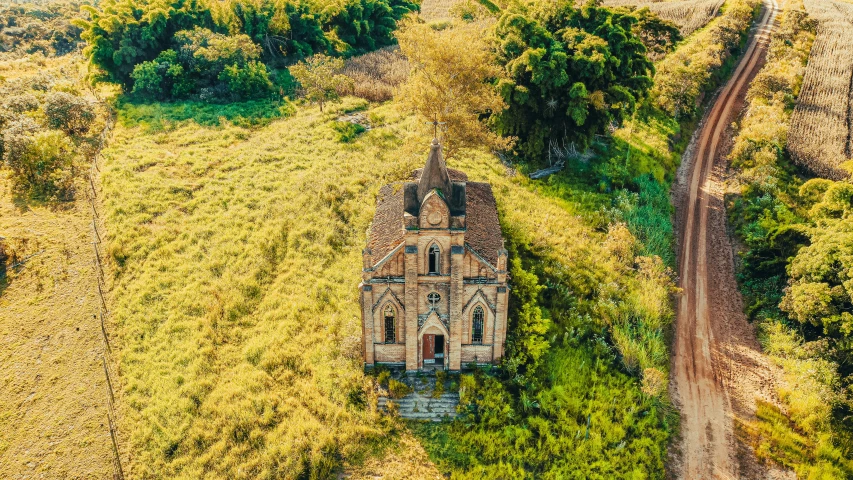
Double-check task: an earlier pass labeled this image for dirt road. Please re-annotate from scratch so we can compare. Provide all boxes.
[670,0,786,478]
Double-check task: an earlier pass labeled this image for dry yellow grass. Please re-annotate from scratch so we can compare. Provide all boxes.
[788,0,853,179]
[0,54,114,479]
[603,0,725,36]
[0,173,113,479]
[342,46,408,102]
[419,0,461,21]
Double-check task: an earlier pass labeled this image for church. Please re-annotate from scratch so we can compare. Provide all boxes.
[360,139,509,372]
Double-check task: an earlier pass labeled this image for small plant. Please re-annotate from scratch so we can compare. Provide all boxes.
[388,378,412,399]
[332,121,365,143]
[376,369,391,388]
[385,400,399,417]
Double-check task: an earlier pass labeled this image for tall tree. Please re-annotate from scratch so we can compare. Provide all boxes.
[396,18,510,158]
[492,0,654,162]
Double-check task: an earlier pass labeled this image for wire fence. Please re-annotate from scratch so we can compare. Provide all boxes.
[84,97,124,480]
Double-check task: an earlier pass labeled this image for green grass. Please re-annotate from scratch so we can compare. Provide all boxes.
[102,94,681,477]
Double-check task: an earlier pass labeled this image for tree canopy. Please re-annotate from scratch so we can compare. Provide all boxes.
[492,0,654,162]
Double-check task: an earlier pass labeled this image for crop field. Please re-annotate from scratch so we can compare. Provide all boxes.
[603,0,725,36]
[788,0,853,179]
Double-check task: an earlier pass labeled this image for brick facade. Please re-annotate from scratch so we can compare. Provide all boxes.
[360,140,508,372]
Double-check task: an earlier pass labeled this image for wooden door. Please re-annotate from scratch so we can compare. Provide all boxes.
[423,334,435,364]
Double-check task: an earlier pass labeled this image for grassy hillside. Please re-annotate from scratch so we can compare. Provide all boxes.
[102,89,681,476]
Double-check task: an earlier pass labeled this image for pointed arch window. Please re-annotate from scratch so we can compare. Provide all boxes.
[428,244,440,274]
[472,306,484,344]
[384,304,396,343]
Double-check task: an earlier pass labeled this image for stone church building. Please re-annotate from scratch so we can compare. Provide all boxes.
[360,139,509,372]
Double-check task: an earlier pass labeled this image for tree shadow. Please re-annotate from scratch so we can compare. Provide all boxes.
[114,96,295,132]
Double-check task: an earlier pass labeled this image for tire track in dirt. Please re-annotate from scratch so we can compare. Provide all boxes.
[670,0,784,478]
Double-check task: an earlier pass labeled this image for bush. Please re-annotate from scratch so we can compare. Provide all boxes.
[2,124,76,199]
[218,61,273,99]
[130,28,273,101]
[43,92,96,135]
[332,121,365,142]
[388,378,412,399]
[4,93,40,113]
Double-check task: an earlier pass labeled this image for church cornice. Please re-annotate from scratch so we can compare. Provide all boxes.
[371,286,405,313]
[462,288,497,315]
[363,242,404,272]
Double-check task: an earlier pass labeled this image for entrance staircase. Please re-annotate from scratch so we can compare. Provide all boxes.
[378,391,459,422]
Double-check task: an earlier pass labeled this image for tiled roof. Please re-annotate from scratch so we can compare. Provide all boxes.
[367,184,406,264]
[366,180,503,269]
[464,182,502,267]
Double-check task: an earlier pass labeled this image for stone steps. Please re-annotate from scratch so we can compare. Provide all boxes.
[378,392,459,422]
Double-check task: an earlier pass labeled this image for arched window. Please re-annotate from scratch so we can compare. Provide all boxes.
[428,244,440,274]
[384,305,396,343]
[472,306,484,344]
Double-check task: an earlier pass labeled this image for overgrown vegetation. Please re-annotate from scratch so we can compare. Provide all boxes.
[76,0,419,98]
[726,2,853,476]
[398,1,760,476]
[0,1,86,58]
[0,56,106,200]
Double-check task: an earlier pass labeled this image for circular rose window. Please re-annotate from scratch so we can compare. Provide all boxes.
[427,210,442,225]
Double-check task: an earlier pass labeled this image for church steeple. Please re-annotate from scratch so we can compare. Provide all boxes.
[417,138,451,203]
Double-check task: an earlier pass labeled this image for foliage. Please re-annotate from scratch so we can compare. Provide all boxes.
[130,28,273,101]
[43,91,97,135]
[76,0,216,87]
[289,54,352,112]
[492,0,654,163]
[388,378,413,398]
[628,7,682,61]
[3,124,76,199]
[727,2,853,473]
[652,0,758,118]
[396,18,509,158]
[78,0,419,92]
[0,2,85,58]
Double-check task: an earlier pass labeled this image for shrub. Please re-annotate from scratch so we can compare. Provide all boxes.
[388,378,412,399]
[218,61,273,99]
[43,92,96,135]
[130,29,273,101]
[2,125,76,199]
[376,369,391,388]
[332,121,365,142]
[4,93,40,113]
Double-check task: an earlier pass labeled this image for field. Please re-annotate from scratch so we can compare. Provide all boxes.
[0,55,113,479]
[603,0,726,36]
[98,94,681,477]
[788,0,853,179]
[418,0,460,21]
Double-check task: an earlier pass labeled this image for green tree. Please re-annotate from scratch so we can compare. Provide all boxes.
[76,0,215,87]
[493,0,654,162]
[289,54,351,112]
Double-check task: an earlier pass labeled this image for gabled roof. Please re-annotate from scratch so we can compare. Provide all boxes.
[365,142,503,269]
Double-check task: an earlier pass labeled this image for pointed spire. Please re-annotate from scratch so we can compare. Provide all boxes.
[417,138,451,203]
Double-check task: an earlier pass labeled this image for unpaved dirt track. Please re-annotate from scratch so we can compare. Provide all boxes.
[670,1,787,478]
